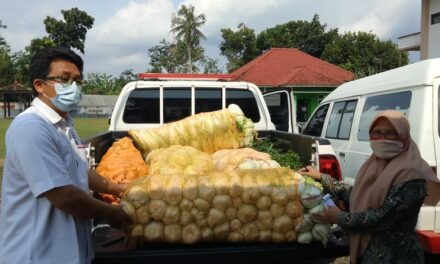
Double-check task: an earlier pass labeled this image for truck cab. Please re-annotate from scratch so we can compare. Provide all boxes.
[109,73,275,132]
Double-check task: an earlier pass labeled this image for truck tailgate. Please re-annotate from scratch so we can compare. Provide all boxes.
[92,228,348,264]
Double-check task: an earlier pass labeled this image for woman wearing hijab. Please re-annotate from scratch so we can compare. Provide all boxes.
[299,110,440,264]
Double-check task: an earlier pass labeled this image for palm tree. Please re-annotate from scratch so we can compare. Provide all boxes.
[170,5,206,73]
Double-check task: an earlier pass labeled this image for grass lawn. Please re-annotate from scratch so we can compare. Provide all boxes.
[0,117,109,193]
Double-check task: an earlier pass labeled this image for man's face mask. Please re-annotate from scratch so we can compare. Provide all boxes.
[42,81,83,113]
[370,140,404,159]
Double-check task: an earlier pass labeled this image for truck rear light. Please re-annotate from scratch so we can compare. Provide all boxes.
[417,230,440,254]
[319,154,342,181]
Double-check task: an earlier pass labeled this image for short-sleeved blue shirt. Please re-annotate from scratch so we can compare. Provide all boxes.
[0,98,94,264]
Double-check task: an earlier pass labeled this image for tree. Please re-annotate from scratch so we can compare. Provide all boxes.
[321,31,409,78]
[200,56,222,74]
[118,69,138,83]
[220,23,260,72]
[0,20,14,86]
[0,20,7,48]
[26,37,55,56]
[0,47,14,86]
[147,38,204,73]
[148,39,182,73]
[44,8,94,53]
[8,37,57,86]
[170,4,206,72]
[10,51,31,85]
[256,14,338,58]
[82,70,137,95]
[82,73,116,95]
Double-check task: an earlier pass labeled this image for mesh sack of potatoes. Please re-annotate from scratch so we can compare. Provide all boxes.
[212,148,281,172]
[128,104,256,157]
[146,145,215,175]
[121,167,303,244]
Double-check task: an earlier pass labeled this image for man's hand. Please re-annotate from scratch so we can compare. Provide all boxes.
[115,183,129,197]
[298,165,322,181]
[106,205,133,232]
[44,184,133,230]
[89,169,128,197]
[311,206,341,224]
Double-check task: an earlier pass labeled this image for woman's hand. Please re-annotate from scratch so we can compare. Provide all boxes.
[311,206,341,224]
[298,165,322,181]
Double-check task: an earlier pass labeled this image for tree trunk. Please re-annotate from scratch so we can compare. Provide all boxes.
[187,44,192,73]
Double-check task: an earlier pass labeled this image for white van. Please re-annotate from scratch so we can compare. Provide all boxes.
[302,58,440,255]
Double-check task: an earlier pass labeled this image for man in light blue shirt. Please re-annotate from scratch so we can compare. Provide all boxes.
[0,47,131,264]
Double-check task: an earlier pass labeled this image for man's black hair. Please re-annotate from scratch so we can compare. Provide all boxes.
[29,46,83,96]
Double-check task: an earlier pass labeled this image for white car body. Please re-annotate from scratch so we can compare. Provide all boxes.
[302,58,440,253]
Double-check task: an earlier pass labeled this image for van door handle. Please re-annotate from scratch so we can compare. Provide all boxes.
[339,152,345,157]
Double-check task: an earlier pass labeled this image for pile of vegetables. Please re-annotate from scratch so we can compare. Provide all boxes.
[212,148,280,172]
[296,176,331,246]
[129,104,256,157]
[252,139,302,170]
[146,145,214,175]
[95,104,333,245]
[121,168,303,244]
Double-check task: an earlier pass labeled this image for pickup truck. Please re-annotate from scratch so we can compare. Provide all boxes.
[82,75,347,263]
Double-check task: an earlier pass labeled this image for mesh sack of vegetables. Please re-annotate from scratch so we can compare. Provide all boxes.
[146,145,215,175]
[121,167,304,244]
[212,148,280,172]
[96,137,148,183]
[295,175,331,246]
[128,104,256,156]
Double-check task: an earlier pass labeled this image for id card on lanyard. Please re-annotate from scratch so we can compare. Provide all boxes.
[66,127,89,191]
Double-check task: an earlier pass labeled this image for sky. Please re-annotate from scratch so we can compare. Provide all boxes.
[0,0,421,76]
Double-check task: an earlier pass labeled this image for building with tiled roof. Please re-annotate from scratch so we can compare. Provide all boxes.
[0,80,32,118]
[231,48,354,131]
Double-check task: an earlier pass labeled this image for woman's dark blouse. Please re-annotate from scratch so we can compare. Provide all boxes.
[321,174,427,264]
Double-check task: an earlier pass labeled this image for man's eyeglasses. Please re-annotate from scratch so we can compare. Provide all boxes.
[46,76,84,85]
[369,129,398,140]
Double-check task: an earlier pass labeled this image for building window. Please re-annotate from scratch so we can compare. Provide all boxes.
[432,12,440,25]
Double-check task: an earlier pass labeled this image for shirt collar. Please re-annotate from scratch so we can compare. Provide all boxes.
[32,97,72,126]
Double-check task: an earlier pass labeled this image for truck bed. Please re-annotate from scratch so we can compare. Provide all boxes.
[84,130,321,166]
[84,130,349,263]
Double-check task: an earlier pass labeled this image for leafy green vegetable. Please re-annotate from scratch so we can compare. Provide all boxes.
[252,139,302,170]
[303,175,323,191]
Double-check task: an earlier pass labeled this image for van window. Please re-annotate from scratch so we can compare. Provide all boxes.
[123,88,160,123]
[226,89,260,122]
[339,101,357,139]
[325,100,357,139]
[358,91,412,141]
[164,88,191,123]
[265,92,289,131]
[195,88,222,114]
[438,85,440,137]
[302,104,329,136]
